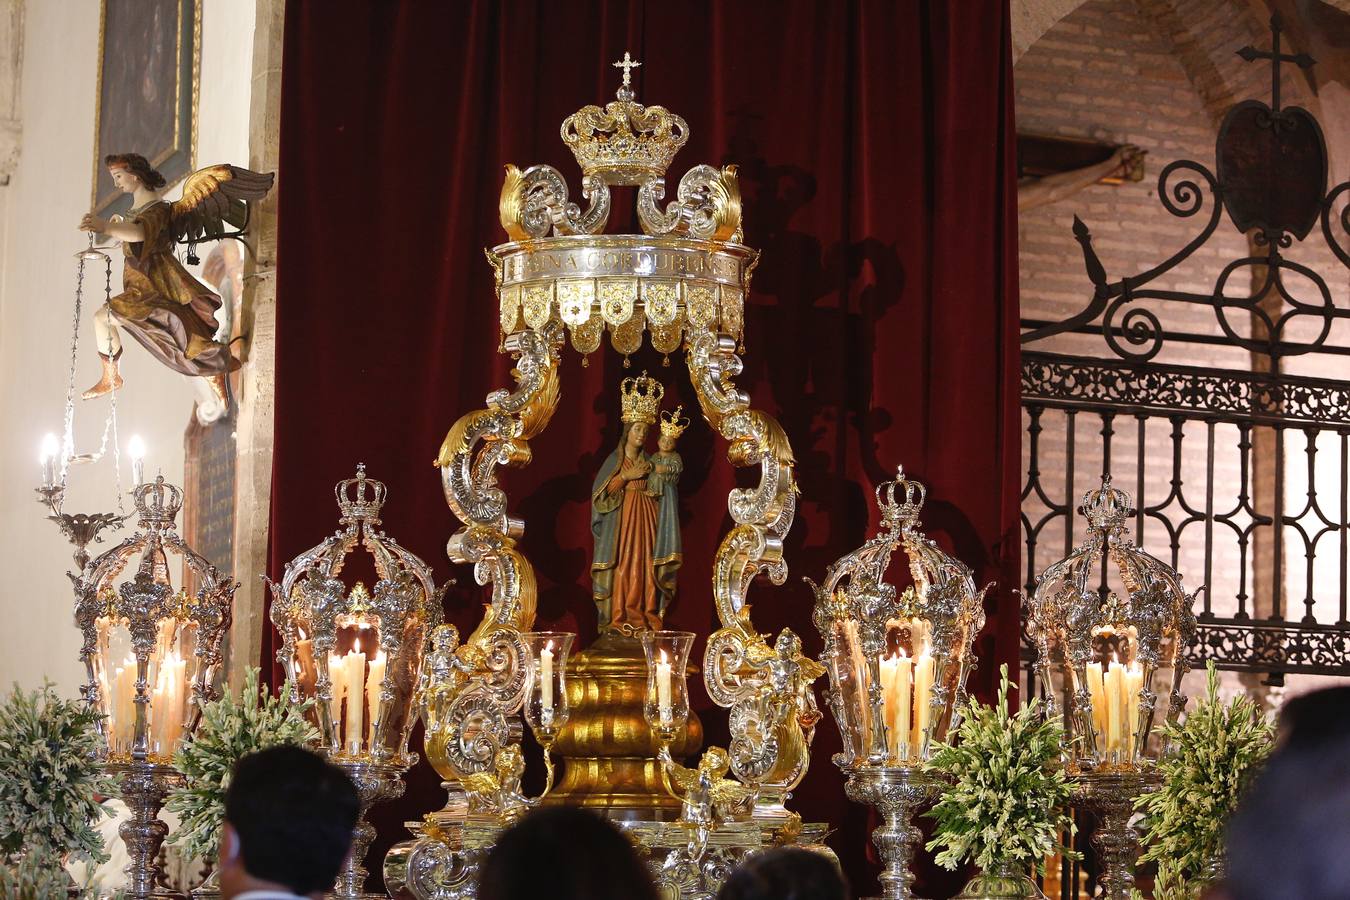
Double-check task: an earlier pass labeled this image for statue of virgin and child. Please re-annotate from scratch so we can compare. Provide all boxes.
[591,372,689,632]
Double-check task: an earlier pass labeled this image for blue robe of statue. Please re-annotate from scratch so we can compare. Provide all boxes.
[591,442,682,629]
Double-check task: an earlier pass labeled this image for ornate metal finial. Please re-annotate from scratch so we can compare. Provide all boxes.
[620,370,665,424]
[336,463,387,525]
[877,466,926,529]
[613,50,642,90]
[132,476,183,530]
[1236,14,1315,114]
[561,59,689,186]
[1081,475,1133,535]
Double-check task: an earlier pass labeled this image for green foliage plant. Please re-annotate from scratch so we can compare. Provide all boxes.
[0,681,114,868]
[924,664,1077,875]
[166,667,317,862]
[1137,662,1274,900]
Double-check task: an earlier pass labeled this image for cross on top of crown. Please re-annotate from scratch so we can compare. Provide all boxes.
[1236,14,1314,113]
[613,51,641,88]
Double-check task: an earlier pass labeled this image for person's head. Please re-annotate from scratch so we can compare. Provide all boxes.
[477,806,657,900]
[717,847,848,900]
[657,434,675,452]
[1225,731,1350,900]
[219,745,360,898]
[104,153,167,193]
[1276,685,1350,751]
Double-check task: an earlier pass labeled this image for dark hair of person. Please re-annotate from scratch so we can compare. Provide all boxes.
[717,846,849,900]
[223,745,360,895]
[1277,685,1350,752]
[104,153,167,190]
[477,806,658,900]
[1225,733,1350,900]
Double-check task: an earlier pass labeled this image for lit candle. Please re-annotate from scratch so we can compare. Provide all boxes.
[113,657,136,754]
[365,651,386,748]
[879,654,898,755]
[911,646,934,754]
[1124,663,1144,757]
[128,435,146,487]
[345,641,366,755]
[1106,656,1124,755]
[656,649,673,724]
[39,433,59,488]
[328,653,347,739]
[894,651,913,761]
[540,641,555,712]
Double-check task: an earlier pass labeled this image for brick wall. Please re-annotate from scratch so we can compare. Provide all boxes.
[1016,0,1350,650]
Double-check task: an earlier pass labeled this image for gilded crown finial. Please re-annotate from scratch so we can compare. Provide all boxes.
[336,463,388,525]
[133,475,183,530]
[620,371,664,424]
[1082,475,1132,534]
[659,405,690,441]
[561,54,689,186]
[877,465,926,528]
[613,51,641,89]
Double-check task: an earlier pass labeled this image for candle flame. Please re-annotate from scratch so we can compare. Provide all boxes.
[659,649,668,664]
[354,637,362,654]
[545,640,554,653]
[128,435,146,461]
[39,433,59,463]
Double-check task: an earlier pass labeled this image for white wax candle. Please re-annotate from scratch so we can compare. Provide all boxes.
[911,649,934,754]
[1106,659,1124,755]
[540,642,555,712]
[894,653,913,761]
[1125,663,1143,757]
[879,655,898,756]
[656,650,673,723]
[328,654,347,737]
[345,644,366,755]
[365,652,386,747]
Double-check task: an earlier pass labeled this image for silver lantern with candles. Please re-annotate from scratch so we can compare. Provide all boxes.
[808,467,989,900]
[1027,476,1198,900]
[267,465,447,900]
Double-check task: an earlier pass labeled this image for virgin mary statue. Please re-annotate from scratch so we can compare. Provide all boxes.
[591,373,682,631]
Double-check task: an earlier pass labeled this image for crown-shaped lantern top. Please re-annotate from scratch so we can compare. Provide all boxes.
[620,371,664,424]
[659,404,690,440]
[1082,475,1132,536]
[337,463,387,525]
[561,51,689,186]
[877,467,928,531]
[132,476,184,530]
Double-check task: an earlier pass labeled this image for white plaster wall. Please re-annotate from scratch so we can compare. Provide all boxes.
[0,0,255,697]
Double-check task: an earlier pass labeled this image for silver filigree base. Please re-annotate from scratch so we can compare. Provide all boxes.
[329,761,409,900]
[1070,769,1161,900]
[107,761,185,900]
[843,766,945,900]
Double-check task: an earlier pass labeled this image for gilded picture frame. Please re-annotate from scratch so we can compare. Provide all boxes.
[91,0,201,218]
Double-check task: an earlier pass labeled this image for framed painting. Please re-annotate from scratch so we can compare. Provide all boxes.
[91,0,200,218]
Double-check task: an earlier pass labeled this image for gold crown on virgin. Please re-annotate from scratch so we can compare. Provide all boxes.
[659,405,690,440]
[336,463,387,525]
[561,51,689,186]
[620,371,665,424]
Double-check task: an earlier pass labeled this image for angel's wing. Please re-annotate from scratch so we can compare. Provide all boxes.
[709,778,755,808]
[667,760,701,793]
[462,772,500,796]
[169,164,276,243]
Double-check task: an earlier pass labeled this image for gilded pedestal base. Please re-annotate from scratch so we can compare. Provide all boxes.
[549,632,702,817]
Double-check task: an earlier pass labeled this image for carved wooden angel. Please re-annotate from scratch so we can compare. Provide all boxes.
[78,153,274,405]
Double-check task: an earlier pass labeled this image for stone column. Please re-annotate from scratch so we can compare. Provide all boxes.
[228,0,284,689]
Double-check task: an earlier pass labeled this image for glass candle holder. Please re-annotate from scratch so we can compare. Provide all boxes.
[523,632,575,735]
[641,630,695,738]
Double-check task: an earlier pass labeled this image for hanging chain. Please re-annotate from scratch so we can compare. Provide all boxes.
[59,233,125,513]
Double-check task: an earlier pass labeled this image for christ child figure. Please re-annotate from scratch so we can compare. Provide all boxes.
[649,406,688,497]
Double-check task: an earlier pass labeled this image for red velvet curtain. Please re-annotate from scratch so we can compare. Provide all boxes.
[271,2,1019,895]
